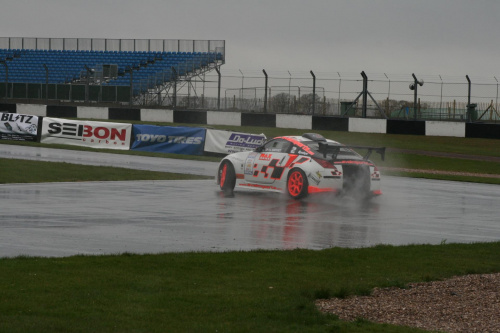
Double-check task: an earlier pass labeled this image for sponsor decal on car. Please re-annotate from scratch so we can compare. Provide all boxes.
[308,171,322,185]
[259,153,272,161]
[244,153,258,175]
[277,136,314,155]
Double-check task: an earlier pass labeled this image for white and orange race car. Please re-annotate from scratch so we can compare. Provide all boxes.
[216,133,385,199]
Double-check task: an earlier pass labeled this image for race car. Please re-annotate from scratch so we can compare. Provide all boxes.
[216,133,385,199]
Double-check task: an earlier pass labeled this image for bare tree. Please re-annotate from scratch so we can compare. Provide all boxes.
[271,92,290,113]
[299,93,321,114]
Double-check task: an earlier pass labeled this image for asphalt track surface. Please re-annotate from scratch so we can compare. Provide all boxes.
[1,144,500,257]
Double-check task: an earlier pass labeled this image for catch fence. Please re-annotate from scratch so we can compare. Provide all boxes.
[196,71,500,123]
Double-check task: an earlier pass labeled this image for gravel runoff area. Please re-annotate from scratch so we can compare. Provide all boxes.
[316,273,500,333]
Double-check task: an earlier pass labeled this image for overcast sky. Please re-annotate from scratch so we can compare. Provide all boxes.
[0,0,499,79]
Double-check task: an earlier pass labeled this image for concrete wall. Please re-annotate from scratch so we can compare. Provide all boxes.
[207,110,241,126]
[425,121,465,138]
[77,107,108,120]
[349,118,387,133]
[276,114,312,129]
[140,109,174,123]
[17,104,46,116]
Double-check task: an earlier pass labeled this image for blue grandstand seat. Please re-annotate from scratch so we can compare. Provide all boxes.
[0,48,221,95]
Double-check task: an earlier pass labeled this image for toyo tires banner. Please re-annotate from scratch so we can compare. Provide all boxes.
[204,129,266,155]
[0,112,39,141]
[131,124,206,155]
[40,117,132,150]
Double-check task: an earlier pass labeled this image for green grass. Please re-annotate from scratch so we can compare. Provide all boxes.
[0,158,211,184]
[3,122,500,184]
[1,123,499,332]
[0,242,499,332]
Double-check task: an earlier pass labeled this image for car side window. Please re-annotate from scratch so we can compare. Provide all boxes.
[262,139,291,153]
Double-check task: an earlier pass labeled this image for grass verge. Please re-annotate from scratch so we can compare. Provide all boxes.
[0,242,499,332]
[0,158,211,184]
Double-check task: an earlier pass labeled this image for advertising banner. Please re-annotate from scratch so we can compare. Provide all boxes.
[40,117,132,150]
[0,112,39,141]
[131,125,206,155]
[204,129,266,155]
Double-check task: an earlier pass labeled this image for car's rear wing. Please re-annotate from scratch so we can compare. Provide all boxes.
[318,142,386,161]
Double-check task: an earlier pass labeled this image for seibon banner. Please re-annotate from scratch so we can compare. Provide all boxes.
[40,117,132,150]
[204,129,266,155]
[0,112,39,141]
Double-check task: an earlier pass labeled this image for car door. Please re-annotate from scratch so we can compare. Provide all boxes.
[244,139,292,184]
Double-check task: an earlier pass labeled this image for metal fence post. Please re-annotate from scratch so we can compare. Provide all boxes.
[215,66,221,110]
[171,66,177,109]
[263,69,268,113]
[0,60,8,99]
[43,64,48,102]
[466,75,471,106]
[310,70,316,115]
[361,71,368,118]
[337,72,341,116]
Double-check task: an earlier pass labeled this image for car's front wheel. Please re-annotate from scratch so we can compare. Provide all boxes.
[219,161,236,192]
[287,168,308,199]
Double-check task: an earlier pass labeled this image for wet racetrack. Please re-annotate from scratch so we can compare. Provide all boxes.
[1,144,500,257]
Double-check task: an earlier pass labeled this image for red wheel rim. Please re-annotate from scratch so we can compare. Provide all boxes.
[288,171,304,196]
[220,164,227,187]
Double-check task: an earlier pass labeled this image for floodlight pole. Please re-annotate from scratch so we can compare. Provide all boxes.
[263,69,268,113]
[412,73,421,120]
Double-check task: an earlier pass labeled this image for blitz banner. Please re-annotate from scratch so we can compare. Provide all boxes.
[40,117,132,150]
[0,112,39,141]
[204,129,266,155]
[131,124,206,155]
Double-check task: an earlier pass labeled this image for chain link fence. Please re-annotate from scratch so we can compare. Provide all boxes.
[195,71,500,123]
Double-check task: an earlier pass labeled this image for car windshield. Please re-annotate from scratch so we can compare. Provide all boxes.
[304,141,363,160]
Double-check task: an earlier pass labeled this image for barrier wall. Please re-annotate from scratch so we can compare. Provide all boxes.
[1,103,499,139]
[207,111,242,126]
[141,109,174,123]
[77,106,107,119]
[18,104,46,116]
[426,121,466,138]
[276,114,312,129]
[386,120,425,135]
[0,110,266,156]
[349,118,387,134]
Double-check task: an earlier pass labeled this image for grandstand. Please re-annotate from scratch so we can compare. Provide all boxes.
[0,37,225,106]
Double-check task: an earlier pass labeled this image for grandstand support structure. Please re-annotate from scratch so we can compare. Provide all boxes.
[138,61,223,108]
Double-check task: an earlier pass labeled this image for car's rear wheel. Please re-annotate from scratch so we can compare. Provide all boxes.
[287,168,308,199]
[219,161,236,192]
